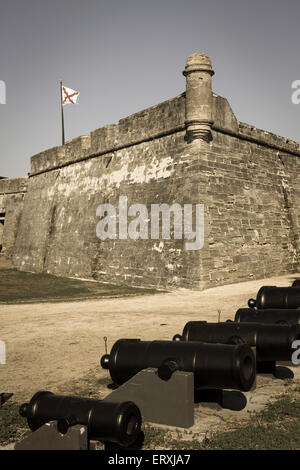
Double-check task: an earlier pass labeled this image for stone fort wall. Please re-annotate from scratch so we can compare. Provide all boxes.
[0,177,28,257]
[5,53,300,289]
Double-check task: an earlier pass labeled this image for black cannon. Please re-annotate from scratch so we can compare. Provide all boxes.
[248,286,300,309]
[173,321,300,377]
[101,339,256,392]
[235,308,300,326]
[19,391,142,447]
[292,280,300,287]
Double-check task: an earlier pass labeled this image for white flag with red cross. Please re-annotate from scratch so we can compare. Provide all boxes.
[62,85,80,105]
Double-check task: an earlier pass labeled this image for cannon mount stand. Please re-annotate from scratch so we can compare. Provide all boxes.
[104,368,249,428]
[257,361,294,379]
[14,421,90,450]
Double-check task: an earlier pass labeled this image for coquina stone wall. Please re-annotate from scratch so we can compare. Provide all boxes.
[6,53,300,289]
[0,177,28,257]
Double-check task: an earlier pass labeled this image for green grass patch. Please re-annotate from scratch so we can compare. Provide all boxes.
[162,393,300,450]
[0,400,30,445]
[0,268,160,303]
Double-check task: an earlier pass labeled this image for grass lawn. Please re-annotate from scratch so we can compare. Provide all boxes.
[0,266,160,303]
[165,394,300,450]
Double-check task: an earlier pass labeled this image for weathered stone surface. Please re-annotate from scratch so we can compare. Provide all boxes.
[3,54,300,289]
[0,177,28,257]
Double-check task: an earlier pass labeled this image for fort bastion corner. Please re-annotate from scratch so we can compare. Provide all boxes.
[1,52,299,289]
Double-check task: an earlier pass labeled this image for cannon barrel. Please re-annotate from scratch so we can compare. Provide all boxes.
[100,339,256,392]
[19,391,142,447]
[173,321,300,363]
[235,308,300,326]
[248,286,300,309]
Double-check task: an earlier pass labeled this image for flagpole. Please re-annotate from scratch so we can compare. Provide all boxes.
[59,79,65,145]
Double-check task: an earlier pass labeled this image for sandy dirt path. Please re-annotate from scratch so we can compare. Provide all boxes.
[1,272,300,405]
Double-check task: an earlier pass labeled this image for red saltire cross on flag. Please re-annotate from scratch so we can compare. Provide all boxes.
[62,85,80,105]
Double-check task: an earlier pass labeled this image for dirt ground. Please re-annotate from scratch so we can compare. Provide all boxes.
[1,270,300,447]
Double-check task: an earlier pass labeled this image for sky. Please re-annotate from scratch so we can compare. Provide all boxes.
[0,0,299,177]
